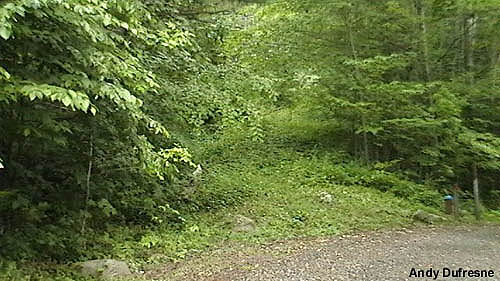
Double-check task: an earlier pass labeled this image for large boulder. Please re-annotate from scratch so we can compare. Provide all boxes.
[74,259,131,279]
[232,215,256,233]
[412,209,444,224]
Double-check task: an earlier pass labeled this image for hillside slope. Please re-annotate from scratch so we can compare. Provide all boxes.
[2,0,500,280]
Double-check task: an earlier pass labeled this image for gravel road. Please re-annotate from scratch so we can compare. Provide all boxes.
[147,225,500,281]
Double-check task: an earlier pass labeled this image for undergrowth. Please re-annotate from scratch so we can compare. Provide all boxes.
[0,107,464,279]
[2,106,500,281]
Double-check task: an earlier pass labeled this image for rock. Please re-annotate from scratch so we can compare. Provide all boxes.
[318,191,334,204]
[192,164,203,178]
[183,164,203,197]
[412,209,444,224]
[232,215,256,233]
[74,259,131,279]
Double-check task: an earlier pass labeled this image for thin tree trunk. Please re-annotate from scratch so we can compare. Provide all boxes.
[472,163,481,220]
[346,11,369,162]
[452,186,460,219]
[464,12,481,220]
[464,13,477,77]
[81,135,93,235]
[457,17,465,73]
[352,126,358,157]
[362,124,369,162]
[414,0,431,81]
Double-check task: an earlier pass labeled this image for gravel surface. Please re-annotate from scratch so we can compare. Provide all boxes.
[147,225,500,281]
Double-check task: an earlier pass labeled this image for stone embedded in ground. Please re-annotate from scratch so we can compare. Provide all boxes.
[183,164,203,198]
[74,259,131,279]
[318,191,334,203]
[232,215,256,233]
[412,209,444,224]
[148,253,169,262]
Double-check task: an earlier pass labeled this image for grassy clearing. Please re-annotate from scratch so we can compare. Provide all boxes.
[190,107,432,238]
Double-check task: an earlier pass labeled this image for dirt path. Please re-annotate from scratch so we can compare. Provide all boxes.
[147,225,500,281]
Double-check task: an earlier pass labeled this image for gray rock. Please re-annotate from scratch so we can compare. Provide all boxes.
[183,164,203,197]
[318,191,334,204]
[412,209,444,224]
[74,259,131,279]
[232,215,256,233]
[192,164,203,178]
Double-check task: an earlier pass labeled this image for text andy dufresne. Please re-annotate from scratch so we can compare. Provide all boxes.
[409,267,495,279]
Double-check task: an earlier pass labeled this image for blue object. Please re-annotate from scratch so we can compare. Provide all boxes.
[444,195,453,200]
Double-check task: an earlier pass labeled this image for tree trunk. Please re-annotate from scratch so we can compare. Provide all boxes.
[346,10,369,162]
[464,13,477,79]
[464,12,481,221]
[362,121,369,162]
[414,0,431,81]
[81,134,93,235]
[472,163,481,220]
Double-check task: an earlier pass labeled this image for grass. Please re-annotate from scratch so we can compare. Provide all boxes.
[3,106,499,281]
[190,106,432,235]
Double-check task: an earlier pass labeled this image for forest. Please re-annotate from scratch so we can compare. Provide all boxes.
[0,0,499,280]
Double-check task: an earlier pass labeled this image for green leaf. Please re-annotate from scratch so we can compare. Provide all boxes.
[0,24,12,40]
[80,98,90,111]
[120,22,129,30]
[102,14,112,26]
[0,66,10,80]
[61,96,71,107]
[19,85,91,112]
[28,91,38,101]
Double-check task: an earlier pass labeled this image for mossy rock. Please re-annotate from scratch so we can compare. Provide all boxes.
[74,259,131,280]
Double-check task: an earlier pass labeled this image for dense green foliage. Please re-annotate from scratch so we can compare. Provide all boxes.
[1,0,499,279]
[0,0,242,261]
[231,0,500,200]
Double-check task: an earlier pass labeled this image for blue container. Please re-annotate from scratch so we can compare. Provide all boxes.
[443,195,454,214]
